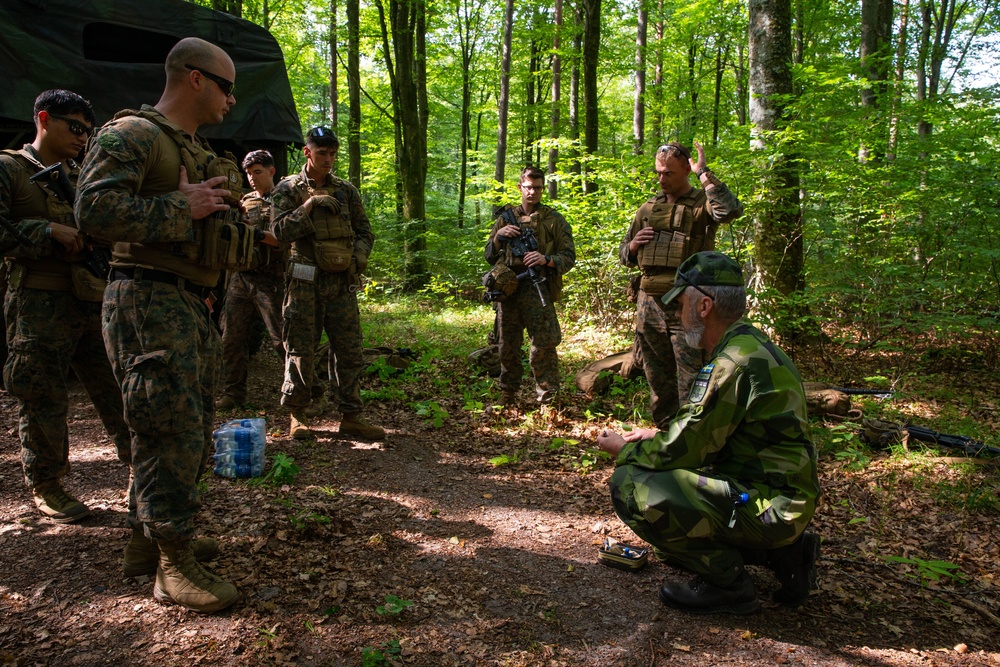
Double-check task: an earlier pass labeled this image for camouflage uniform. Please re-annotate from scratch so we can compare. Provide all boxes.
[484,204,575,402]
[270,167,373,415]
[620,174,743,427]
[0,145,130,490]
[609,320,820,587]
[75,105,226,542]
[217,190,285,404]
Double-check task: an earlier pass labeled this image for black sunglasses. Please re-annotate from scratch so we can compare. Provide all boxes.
[49,114,92,137]
[675,269,715,301]
[657,144,691,161]
[185,64,235,97]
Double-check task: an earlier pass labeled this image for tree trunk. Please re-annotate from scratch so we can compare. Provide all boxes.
[580,0,601,192]
[749,0,803,306]
[569,6,582,182]
[633,1,647,156]
[547,0,563,199]
[347,0,362,187]
[525,35,539,167]
[495,0,514,186]
[859,0,893,164]
[652,4,664,142]
[212,0,242,17]
[329,0,338,131]
[457,0,484,228]
[887,0,910,161]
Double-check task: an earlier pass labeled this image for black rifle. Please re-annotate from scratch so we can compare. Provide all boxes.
[904,425,1000,458]
[831,387,894,398]
[498,209,548,307]
[29,163,111,280]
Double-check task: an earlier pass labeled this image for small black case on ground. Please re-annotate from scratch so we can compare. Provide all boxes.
[598,541,649,571]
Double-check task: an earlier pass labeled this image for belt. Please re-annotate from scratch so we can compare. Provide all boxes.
[112,267,214,300]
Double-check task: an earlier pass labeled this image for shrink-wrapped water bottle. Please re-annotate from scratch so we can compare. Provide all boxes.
[213,418,266,478]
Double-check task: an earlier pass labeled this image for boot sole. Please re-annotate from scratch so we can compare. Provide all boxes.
[658,588,761,615]
[41,508,91,524]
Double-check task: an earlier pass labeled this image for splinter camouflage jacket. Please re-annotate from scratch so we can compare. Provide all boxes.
[616,320,820,529]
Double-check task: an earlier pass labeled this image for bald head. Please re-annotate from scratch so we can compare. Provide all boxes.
[165,37,231,85]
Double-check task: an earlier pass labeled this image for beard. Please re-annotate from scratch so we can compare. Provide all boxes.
[682,309,705,348]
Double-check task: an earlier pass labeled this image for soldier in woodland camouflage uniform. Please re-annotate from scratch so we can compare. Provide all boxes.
[76,38,278,613]
[0,89,131,525]
[270,127,383,441]
[598,252,820,615]
[485,166,575,406]
[216,150,287,409]
[621,142,743,428]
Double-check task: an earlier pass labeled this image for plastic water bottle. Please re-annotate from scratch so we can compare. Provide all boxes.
[213,418,266,478]
[728,484,749,528]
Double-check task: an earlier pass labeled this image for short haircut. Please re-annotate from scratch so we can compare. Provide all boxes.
[656,142,691,163]
[165,37,219,79]
[687,284,747,321]
[242,149,274,171]
[34,89,95,126]
[305,126,339,149]
[520,166,545,182]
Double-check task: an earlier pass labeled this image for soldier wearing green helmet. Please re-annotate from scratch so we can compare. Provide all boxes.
[597,251,821,615]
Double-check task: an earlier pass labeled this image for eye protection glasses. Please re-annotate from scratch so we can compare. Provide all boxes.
[185,64,235,97]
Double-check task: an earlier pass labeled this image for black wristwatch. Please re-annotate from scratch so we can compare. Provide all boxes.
[696,166,712,177]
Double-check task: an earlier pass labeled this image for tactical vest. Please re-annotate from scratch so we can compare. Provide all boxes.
[242,192,286,274]
[0,148,106,300]
[113,108,256,274]
[635,190,711,296]
[289,176,354,273]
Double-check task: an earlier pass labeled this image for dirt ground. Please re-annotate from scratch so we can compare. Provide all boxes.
[1,348,998,667]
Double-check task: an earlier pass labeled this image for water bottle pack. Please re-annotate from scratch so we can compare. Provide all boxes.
[213,418,266,478]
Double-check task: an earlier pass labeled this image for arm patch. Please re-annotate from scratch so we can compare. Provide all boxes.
[688,363,715,404]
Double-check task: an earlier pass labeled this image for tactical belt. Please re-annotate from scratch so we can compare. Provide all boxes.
[112,267,214,300]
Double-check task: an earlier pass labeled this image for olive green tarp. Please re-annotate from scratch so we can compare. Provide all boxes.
[0,0,301,154]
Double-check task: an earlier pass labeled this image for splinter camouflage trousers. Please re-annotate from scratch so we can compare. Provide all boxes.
[219,271,285,403]
[4,286,130,487]
[635,289,705,428]
[609,466,801,586]
[102,279,219,541]
[497,279,561,402]
[281,271,363,414]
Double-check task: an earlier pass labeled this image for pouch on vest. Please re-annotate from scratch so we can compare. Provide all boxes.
[193,156,258,271]
[314,238,353,272]
[70,263,106,302]
[639,272,675,297]
[309,184,354,272]
[482,262,518,302]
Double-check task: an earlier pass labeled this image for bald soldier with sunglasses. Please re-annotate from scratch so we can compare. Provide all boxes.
[620,142,744,428]
[0,89,130,525]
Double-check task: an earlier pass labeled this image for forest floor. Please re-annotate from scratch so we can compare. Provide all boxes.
[1,307,999,667]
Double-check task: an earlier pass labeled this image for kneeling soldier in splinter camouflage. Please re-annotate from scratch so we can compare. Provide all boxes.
[216,150,288,410]
[597,252,821,615]
[0,89,130,524]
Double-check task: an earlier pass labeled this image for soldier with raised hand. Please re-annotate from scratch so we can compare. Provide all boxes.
[0,89,130,524]
[270,126,383,441]
[76,37,277,613]
[216,150,287,410]
[597,252,820,615]
[621,141,744,428]
[485,166,575,408]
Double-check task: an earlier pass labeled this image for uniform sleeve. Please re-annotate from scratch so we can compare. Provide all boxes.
[702,172,744,224]
[75,120,193,243]
[549,210,575,276]
[619,205,646,267]
[616,358,750,471]
[269,179,314,242]
[346,183,374,261]
[0,156,51,258]
[484,214,505,266]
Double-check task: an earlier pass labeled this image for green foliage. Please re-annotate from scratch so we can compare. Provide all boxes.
[375,595,413,616]
[413,400,448,428]
[883,555,968,587]
[548,437,611,474]
[488,451,521,467]
[815,423,870,471]
[249,453,300,487]
[361,640,402,667]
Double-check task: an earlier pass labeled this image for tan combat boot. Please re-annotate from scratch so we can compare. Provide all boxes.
[154,540,238,613]
[32,481,90,524]
[339,413,385,440]
[122,528,221,577]
[214,395,239,410]
[290,413,314,440]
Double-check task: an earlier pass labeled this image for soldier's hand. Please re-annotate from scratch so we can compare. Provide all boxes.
[304,194,341,215]
[622,427,658,442]
[690,140,707,173]
[597,430,626,456]
[628,227,656,255]
[523,251,547,268]
[492,224,520,249]
[48,223,84,254]
[259,230,280,247]
[179,166,230,220]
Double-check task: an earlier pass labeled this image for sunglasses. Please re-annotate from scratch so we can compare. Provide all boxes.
[675,268,715,301]
[49,114,92,137]
[657,144,691,161]
[185,64,235,97]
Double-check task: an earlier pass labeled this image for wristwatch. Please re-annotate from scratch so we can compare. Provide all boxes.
[696,166,712,177]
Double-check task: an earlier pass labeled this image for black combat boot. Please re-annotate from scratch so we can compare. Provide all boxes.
[659,570,760,615]
[768,532,821,607]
